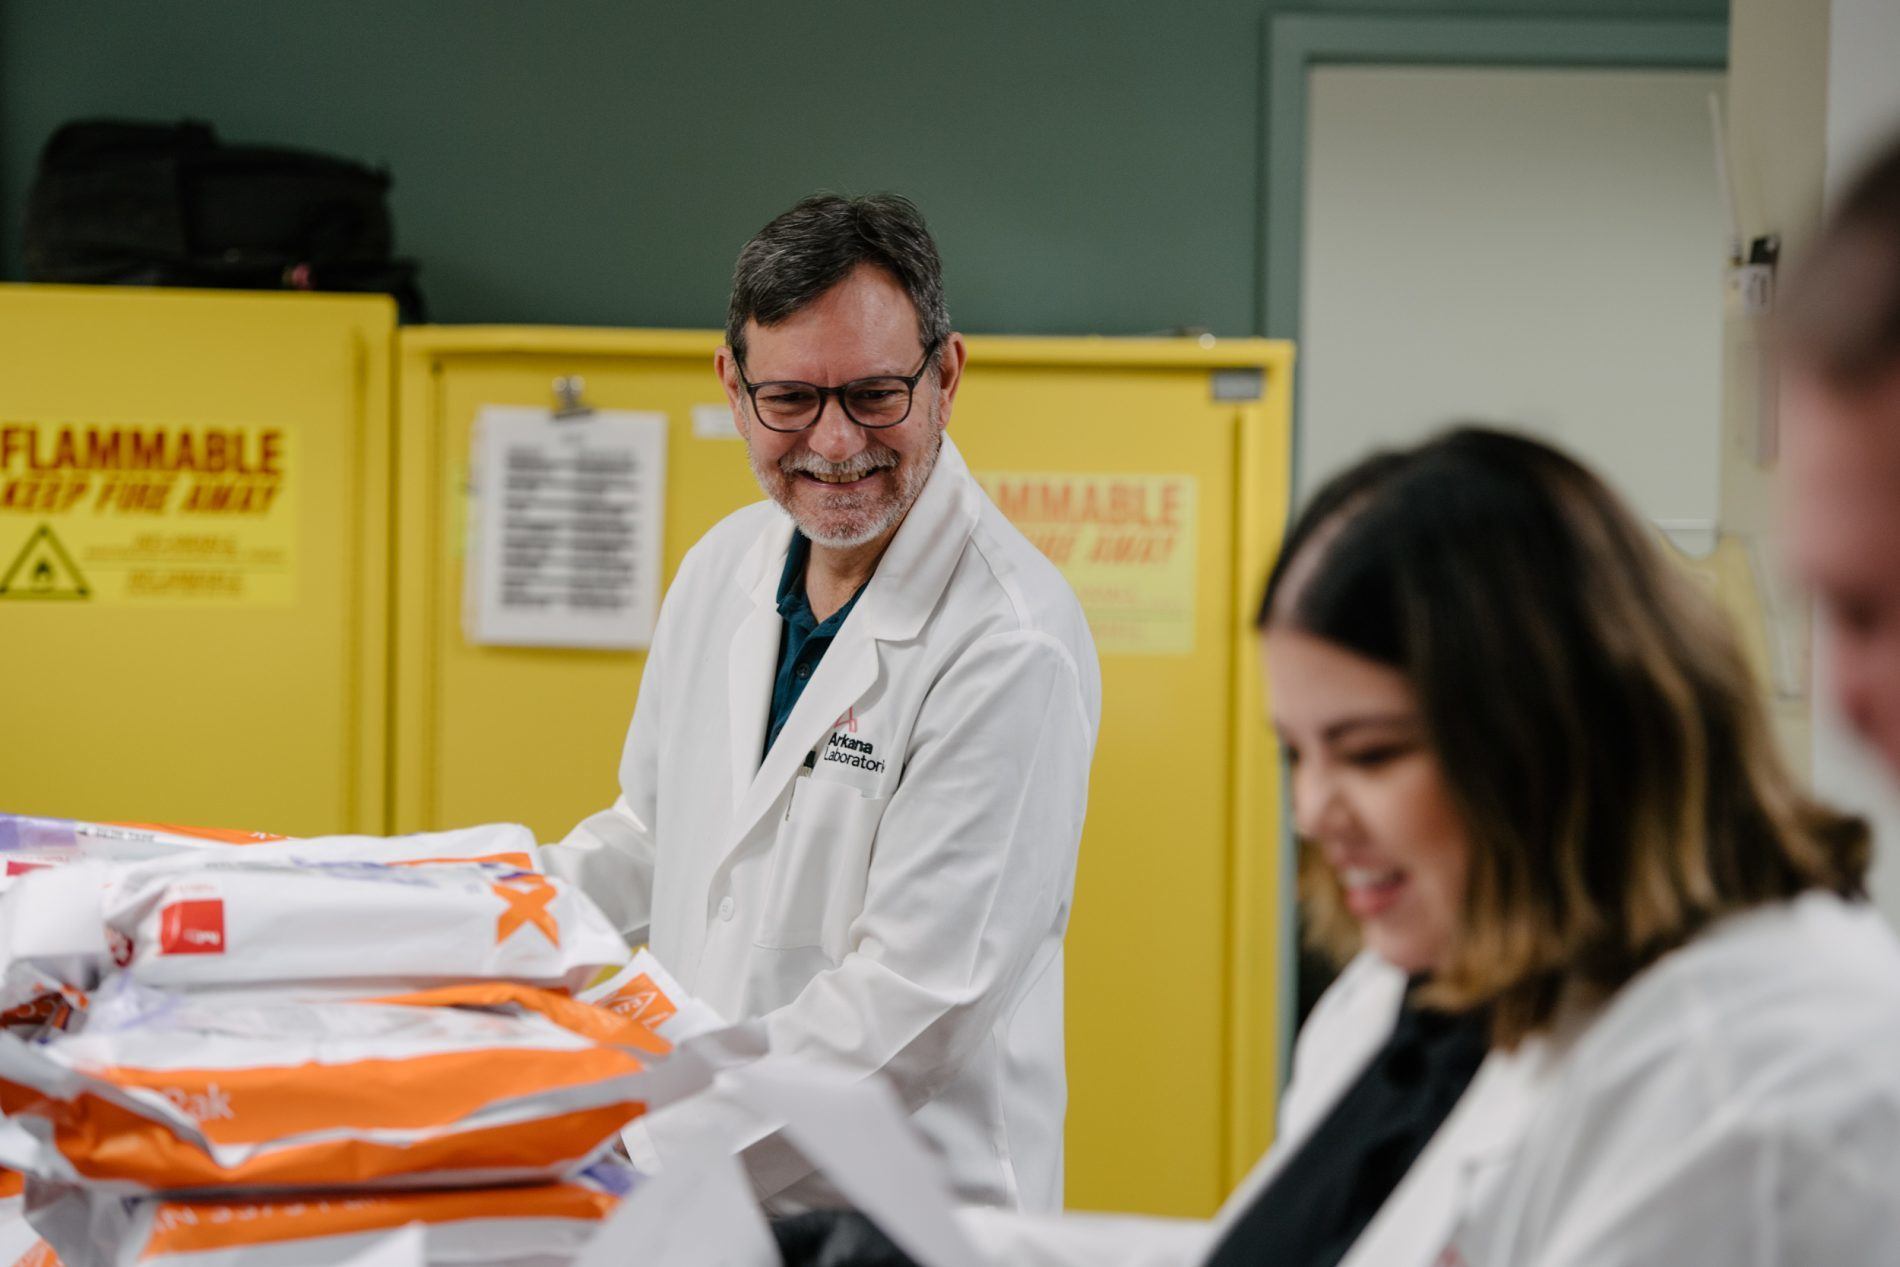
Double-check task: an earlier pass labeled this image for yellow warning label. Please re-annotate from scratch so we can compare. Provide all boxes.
[0,524,90,600]
[0,421,295,605]
[978,472,1199,656]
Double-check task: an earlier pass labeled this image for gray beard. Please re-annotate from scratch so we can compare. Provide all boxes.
[753,417,943,550]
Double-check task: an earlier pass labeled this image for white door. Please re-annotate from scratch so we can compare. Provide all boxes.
[1299,65,1727,543]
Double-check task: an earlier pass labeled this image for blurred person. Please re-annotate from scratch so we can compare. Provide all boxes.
[781,427,1900,1266]
[545,194,1100,1212]
[1781,131,1900,781]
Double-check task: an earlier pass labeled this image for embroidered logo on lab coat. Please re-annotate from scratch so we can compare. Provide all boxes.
[811,707,886,795]
[821,727,885,774]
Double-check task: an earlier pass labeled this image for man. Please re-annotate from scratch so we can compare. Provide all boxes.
[1781,133,1900,780]
[546,194,1101,1213]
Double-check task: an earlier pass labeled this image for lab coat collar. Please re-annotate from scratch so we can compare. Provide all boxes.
[723,432,980,842]
[1339,1029,1562,1267]
[725,515,793,811]
[850,432,981,643]
[727,432,979,639]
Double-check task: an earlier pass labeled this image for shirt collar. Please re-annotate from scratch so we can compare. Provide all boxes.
[742,434,981,641]
[775,530,864,635]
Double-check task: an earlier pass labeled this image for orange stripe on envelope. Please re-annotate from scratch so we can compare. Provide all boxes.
[141,1181,616,1255]
[107,823,288,844]
[390,853,537,870]
[372,985,670,1056]
[7,1087,642,1190]
[0,1045,644,1143]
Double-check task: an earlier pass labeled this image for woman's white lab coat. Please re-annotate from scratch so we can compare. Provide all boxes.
[959,891,1900,1266]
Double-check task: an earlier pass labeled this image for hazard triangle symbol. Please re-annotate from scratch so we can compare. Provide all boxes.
[0,524,90,600]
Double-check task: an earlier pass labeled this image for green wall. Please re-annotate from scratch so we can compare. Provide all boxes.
[0,0,1723,335]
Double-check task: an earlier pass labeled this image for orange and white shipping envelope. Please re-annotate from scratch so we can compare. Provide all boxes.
[26,1162,636,1267]
[102,860,626,995]
[208,824,544,872]
[0,816,289,874]
[0,982,666,1195]
[0,816,543,873]
[0,977,85,1042]
[580,949,725,1044]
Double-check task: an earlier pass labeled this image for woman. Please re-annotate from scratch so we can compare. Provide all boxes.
[919,427,1900,1266]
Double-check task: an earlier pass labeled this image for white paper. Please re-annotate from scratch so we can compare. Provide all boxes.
[575,1150,775,1267]
[730,1060,987,1267]
[692,403,741,440]
[335,1224,428,1267]
[466,406,666,649]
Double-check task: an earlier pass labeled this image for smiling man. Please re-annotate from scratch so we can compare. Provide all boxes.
[546,194,1101,1212]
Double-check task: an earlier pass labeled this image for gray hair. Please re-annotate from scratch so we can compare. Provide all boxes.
[725,193,950,371]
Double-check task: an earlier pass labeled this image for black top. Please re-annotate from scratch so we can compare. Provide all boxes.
[1203,990,1490,1267]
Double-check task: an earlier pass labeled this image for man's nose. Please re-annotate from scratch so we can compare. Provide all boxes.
[804,394,864,463]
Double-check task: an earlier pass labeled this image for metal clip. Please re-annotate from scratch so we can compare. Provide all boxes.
[552,375,595,421]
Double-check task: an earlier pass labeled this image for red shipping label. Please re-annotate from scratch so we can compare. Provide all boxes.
[159,900,226,956]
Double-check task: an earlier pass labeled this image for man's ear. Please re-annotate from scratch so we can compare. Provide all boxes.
[715,346,748,438]
[933,332,969,429]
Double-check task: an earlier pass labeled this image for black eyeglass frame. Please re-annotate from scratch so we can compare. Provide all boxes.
[736,338,943,433]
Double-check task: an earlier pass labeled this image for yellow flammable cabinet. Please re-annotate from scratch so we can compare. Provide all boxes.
[393,327,1292,1217]
[0,285,394,835]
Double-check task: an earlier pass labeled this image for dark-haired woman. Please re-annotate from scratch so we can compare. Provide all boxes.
[946,427,1900,1266]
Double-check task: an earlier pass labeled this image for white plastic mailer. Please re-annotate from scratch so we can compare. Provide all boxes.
[102,860,625,995]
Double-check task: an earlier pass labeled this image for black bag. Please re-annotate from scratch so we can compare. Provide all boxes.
[23,119,425,321]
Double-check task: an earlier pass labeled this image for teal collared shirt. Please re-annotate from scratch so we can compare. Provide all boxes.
[763,531,866,760]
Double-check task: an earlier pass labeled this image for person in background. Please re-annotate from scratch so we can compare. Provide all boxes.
[545,194,1100,1213]
[782,426,1900,1266]
[1781,130,1900,785]
[1249,430,1897,1267]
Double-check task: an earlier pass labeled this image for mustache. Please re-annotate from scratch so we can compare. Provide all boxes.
[780,449,899,480]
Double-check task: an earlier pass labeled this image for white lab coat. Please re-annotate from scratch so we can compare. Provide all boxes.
[960,891,1900,1266]
[1452,890,1900,1266]
[545,435,1101,1213]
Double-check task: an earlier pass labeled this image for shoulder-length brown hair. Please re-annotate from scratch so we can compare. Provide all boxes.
[1262,428,1868,1045]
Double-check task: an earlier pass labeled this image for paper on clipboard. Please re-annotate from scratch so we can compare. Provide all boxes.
[465,406,666,649]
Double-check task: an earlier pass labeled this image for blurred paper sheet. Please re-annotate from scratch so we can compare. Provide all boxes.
[731,1060,987,1267]
[336,1225,427,1267]
[576,1150,774,1267]
[466,406,666,649]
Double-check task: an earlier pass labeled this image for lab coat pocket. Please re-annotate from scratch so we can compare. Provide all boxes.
[754,776,887,957]
[1426,1150,1525,1267]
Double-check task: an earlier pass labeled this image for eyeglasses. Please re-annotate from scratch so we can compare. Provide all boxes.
[737,339,941,433]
